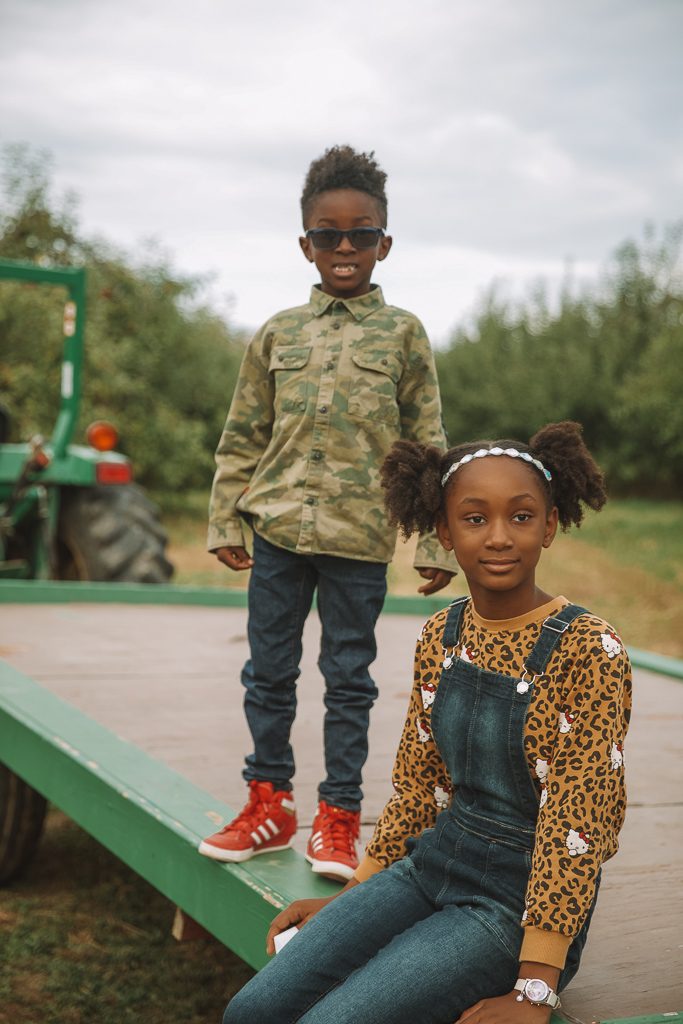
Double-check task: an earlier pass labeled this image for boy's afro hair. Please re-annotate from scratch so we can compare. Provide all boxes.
[301,145,388,226]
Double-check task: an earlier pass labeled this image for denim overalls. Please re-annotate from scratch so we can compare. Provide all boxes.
[224,598,597,1024]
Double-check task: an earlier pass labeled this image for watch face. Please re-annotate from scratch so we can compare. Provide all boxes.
[526,979,550,1002]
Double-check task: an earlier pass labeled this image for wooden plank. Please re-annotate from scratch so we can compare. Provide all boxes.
[1,579,681,680]
[0,658,337,971]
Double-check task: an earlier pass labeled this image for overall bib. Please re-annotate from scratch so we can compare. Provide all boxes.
[224,598,597,1024]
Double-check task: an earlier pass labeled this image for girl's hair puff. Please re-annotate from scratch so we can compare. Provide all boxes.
[381,421,606,536]
[381,440,443,538]
[300,145,388,227]
[530,420,606,529]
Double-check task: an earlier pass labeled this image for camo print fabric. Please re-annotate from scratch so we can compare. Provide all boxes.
[208,285,457,571]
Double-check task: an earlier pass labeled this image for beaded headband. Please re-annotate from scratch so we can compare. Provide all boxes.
[441,447,553,488]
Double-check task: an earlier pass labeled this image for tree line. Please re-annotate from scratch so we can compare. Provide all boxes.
[435,225,683,497]
[1,145,681,500]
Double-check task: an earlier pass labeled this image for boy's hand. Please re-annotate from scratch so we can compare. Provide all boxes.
[415,567,453,595]
[214,546,254,571]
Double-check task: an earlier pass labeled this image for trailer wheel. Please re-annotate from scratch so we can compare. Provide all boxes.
[0,765,47,884]
[56,484,174,583]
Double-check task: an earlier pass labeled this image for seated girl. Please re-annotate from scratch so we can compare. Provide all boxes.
[223,420,632,1024]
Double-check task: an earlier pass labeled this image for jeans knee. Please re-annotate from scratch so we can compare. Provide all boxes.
[222,988,253,1024]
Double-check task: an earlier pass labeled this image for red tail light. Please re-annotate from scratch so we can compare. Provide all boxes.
[96,461,133,485]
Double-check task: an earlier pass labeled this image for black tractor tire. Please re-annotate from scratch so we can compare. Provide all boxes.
[56,484,174,583]
[0,765,47,883]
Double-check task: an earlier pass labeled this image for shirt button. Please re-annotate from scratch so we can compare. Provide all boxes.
[311,450,322,461]
[304,496,315,505]
[319,405,328,414]
[331,321,341,330]
[381,358,388,365]
[325,361,335,370]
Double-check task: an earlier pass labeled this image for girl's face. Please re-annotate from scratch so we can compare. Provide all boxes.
[436,456,558,615]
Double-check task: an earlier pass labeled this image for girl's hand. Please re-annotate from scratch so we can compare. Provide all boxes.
[265,896,336,955]
[415,567,454,595]
[455,993,553,1023]
[215,545,254,571]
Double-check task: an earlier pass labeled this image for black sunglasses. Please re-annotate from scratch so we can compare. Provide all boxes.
[305,227,385,250]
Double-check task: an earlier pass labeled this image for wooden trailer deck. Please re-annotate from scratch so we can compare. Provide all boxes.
[1,583,682,1023]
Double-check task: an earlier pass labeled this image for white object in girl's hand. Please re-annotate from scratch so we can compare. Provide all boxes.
[274,926,299,953]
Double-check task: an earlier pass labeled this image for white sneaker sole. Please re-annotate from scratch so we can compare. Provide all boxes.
[306,854,356,882]
[198,838,294,862]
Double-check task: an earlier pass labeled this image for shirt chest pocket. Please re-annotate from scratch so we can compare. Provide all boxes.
[269,346,312,413]
[348,351,402,424]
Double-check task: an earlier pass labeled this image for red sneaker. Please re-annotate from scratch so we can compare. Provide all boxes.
[198,780,297,862]
[306,801,360,882]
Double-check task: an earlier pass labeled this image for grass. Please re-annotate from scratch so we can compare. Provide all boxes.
[164,496,683,657]
[0,810,254,1024]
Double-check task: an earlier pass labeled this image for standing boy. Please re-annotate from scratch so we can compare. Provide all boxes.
[198,145,455,881]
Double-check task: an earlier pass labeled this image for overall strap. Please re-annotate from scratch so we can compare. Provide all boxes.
[524,604,589,676]
[442,596,470,648]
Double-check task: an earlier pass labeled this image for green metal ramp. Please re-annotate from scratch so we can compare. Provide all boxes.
[0,657,336,971]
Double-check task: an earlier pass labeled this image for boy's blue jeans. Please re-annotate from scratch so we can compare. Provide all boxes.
[241,531,387,811]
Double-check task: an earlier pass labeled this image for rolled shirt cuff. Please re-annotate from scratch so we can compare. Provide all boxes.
[207,522,246,552]
[520,927,572,969]
[413,534,458,576]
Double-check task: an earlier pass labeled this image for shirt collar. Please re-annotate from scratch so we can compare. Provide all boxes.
[309,283,386,322]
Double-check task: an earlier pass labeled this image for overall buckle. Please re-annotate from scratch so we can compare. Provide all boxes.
[542,615,570,634]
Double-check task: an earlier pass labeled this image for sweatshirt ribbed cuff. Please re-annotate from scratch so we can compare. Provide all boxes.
[520,927,572,969]
[353,854,385,883]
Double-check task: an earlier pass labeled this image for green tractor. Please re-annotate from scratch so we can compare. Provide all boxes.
[0,257,173,584]
[0,258,173,882]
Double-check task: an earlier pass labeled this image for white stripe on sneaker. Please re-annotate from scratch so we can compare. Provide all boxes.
[251,830,263,845]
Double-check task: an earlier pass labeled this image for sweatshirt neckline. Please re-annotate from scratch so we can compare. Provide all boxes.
[470,595,569,633]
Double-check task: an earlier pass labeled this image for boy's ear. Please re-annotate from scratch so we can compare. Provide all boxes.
[299,236,315,263]
[377,234,393,262]
[542,506,559,549]
[436,515,453,552]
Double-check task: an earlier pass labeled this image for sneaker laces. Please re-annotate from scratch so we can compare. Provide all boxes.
[317,805,359,855]
[223,781,273,836]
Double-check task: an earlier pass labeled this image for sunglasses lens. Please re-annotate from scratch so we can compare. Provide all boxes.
[349,228,382,248]
[308,229,340,250]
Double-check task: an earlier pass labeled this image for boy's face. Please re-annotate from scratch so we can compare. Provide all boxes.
[299,188,392,299]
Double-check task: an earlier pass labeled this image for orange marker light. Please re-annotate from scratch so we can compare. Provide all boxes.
[87,420,119,452]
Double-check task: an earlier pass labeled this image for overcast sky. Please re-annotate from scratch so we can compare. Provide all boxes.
[1,0,681,343]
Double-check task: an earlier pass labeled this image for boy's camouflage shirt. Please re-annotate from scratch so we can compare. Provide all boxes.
[208,284,457,572]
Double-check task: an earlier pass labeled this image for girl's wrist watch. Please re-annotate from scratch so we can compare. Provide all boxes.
[514,978,561,1008]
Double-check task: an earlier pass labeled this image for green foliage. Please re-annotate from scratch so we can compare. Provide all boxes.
[436,224,683,496]
[0,145,244,493]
